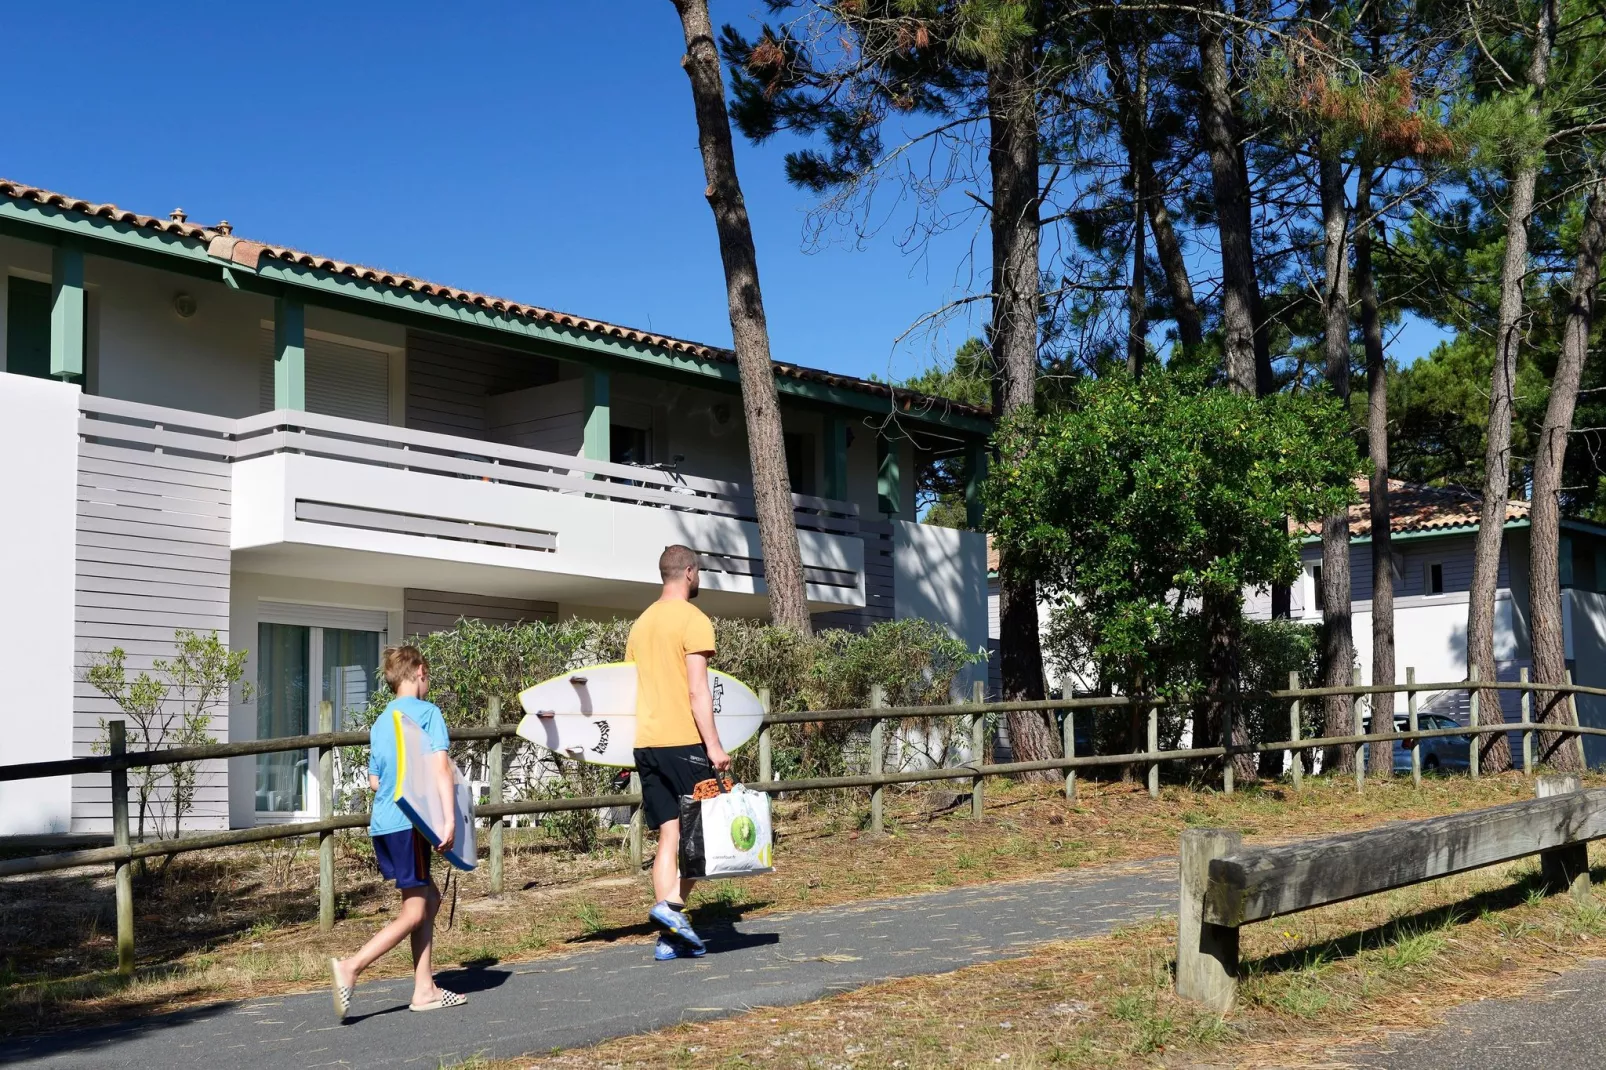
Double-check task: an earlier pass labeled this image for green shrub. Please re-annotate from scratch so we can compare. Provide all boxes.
[341,615,983,823]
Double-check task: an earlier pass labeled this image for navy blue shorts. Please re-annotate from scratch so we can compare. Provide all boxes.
[373,828,431,890]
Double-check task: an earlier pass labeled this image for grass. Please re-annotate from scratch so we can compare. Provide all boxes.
[1,770,1597,1038]
[507,851,1606,1069]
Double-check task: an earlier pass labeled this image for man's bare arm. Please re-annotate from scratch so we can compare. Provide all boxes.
[686,651,731,772]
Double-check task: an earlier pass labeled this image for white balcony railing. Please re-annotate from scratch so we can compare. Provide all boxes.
[75,395,864,595]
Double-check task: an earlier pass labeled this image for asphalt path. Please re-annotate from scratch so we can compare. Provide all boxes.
[1340,958,1606,1070]
[5,860,1176,1069]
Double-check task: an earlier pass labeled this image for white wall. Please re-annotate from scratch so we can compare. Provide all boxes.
[0,374,80,835]
[892,520,989,696]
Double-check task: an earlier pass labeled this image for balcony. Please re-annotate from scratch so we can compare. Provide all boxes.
[76,396,867,615]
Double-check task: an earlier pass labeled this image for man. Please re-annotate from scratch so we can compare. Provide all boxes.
[628,543,732,960]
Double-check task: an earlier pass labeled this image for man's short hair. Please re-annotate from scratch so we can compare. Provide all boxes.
[659,544,700,581]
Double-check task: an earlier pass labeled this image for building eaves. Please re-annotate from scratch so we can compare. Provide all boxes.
[0,179,992,428]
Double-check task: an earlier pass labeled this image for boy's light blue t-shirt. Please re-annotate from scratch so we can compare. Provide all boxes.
[368,697,450,836]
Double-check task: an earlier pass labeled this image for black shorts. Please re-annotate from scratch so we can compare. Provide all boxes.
[634,744,712,830]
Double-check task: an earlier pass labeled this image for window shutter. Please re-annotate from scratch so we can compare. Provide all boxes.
[260,329,390,423]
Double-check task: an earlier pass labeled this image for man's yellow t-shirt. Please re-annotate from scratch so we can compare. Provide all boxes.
[626,599,717,748]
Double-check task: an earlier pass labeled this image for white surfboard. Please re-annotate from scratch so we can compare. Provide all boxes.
[389,708,477,871]
[515,662,764,768]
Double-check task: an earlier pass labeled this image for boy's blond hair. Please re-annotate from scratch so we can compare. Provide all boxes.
[382,645,428,692]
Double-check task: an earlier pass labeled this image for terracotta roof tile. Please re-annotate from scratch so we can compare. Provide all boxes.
[1310,478,1529,537]
[0,178,991,424]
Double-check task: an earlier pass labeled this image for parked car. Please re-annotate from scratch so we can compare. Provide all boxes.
[1366,713,1473,774]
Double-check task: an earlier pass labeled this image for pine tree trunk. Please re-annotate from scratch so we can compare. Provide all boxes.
[1107,41,1149,376]
[1143,171,1203,355]
[672,0,812,636]
[1195,4,1260,782]
[1197,8,1257,394]
[1356,158,1395,778]
[1530,165,1606,772]
[1317,145,1357,773]
[1470,2,1551,771]
[989,34,1059,779]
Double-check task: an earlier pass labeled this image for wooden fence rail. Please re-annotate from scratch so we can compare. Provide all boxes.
[2,675,1600,976]
[1176,775,1601,1010]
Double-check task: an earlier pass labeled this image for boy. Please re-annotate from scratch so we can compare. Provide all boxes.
[627,544,732,961]
[329,645,466,1017]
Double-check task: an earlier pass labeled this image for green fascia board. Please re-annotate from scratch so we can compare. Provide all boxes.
[0,196,993,438]
[1299,518,1532,546]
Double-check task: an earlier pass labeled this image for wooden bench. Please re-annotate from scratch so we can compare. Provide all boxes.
[1176,776,1599,1011]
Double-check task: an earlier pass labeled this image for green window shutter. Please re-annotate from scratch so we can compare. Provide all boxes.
[6,277,52,380]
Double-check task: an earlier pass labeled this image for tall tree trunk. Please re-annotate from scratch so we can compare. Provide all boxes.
[1111,40,1193,361]
[1317,143,1357,773]
[1197,8,1257,394]
[1469,1,1552,771]
[1143,168,1203,356]
[671,0,812,636]
[1195,4,1260,783]
[1529,164,1606,772]
[990,34,1059,779]
[1199,7,1288,621]
[1125,50,1149,376]
[1356,156,1395,778]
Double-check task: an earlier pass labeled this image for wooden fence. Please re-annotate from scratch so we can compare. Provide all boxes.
[2,675,1604,977]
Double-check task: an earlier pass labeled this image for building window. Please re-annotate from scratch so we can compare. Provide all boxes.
[1312,565,1324,612]
[610,424,652,466]
[5,277,52,380]
[1427,562,1445,595]
[785,432,817,496]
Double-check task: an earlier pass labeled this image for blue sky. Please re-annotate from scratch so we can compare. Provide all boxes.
[5,3,1446,383]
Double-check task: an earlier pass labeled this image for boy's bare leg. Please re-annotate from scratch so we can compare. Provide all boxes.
[333,886,432,990]
[409,883,443,1004]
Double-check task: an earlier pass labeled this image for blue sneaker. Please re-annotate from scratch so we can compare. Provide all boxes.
[649,900,705,952]
[654,934,706,960]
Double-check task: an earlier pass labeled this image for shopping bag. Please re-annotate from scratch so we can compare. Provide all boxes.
[678,775,774,879]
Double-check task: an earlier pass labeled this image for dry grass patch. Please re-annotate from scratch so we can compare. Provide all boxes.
[508,852,1606,1069]
[1,771,1592,1037]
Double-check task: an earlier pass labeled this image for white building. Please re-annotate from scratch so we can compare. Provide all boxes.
[0,179,990,837]
[987,481,1606,764]
[1261,481,1606,762]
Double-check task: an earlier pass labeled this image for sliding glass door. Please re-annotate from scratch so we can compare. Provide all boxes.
[256,621,381,820]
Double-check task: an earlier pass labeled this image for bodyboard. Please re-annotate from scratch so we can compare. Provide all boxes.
[390,708,476,871]
[514,662,765,768]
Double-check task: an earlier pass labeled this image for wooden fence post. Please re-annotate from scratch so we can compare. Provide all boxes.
[757,687,772,784]
[487,696,504,897]
[1407,667,1421,790]
[970,680,986,819]
[1566,670,1588,769]
[1520,667,1533,775]
[1063,709,1076,802]
[1288,672,1303,791]
[1468,666,1480,781]
[1147,704,1160,800]
[1537,775,1590,901]
[318,700,335,930]
[869,685,885,835]
[628,771,644,871]
[1353,666,1365,795]
[1176,828,1242,1011]
[110,719,134,978]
